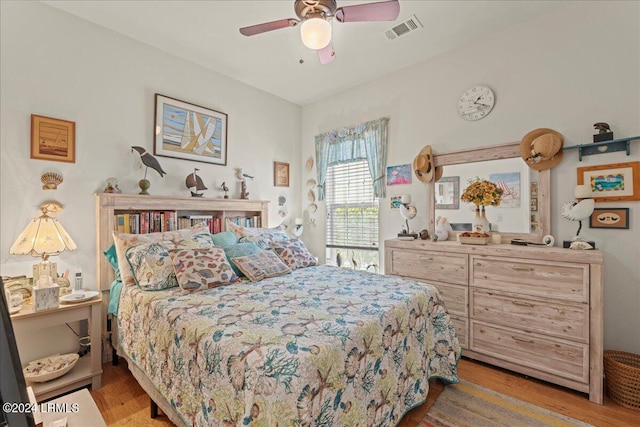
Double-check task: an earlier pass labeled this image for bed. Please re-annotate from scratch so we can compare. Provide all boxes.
[109,224,460,426]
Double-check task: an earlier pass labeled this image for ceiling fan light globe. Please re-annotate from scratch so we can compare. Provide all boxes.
[300,18,332,50]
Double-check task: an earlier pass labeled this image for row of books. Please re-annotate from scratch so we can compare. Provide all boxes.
[114,212,262,234]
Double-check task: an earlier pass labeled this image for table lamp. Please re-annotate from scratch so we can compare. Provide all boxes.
[398,194,418,239]
[9,202,77,284]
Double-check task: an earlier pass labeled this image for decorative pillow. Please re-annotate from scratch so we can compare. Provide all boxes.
[125,242,181,290]
[226,219,289,249]
[270,239,318,270]
[113,223,211,287]
[170,246,238,292]
[231,251,291,282]
[211,231,238,247]
[223,242,262,277]
[103,244,120,279]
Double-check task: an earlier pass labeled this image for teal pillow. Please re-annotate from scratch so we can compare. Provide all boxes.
[211,231,238,247]
[104,244,120,279]
[223,242,262,277]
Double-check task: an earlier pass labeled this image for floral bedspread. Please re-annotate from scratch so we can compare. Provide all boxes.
[117,265,460,427]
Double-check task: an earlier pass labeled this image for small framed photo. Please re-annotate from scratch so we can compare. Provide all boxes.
[530,182,538,197]
[390,196,402,209]
[274,161,290,187]
[530,198,538,212]
[577,161,640,202]
[590,208,629,229]
[31,115,75,163]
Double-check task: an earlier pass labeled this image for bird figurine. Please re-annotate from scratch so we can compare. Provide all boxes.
[131,146,166,177]
[220,182,229,199]
[561,185,595,243]
[185,168,207,197]
[235,168,254,180]
[593,122,611,134]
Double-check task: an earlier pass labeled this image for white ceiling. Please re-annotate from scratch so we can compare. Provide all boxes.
[42,1,568,106]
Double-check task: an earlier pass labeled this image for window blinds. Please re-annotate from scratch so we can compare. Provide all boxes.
[325,160,379,251]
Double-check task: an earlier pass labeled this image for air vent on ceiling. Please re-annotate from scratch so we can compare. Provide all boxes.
[384,15,423,40]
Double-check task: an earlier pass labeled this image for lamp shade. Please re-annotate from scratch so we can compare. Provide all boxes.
[300,18,332,50]
[10,213,77,259]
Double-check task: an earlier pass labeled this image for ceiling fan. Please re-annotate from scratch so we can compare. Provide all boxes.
[239,0,400,64]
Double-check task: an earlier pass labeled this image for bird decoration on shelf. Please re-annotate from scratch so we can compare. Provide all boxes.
[561,185,595,246]
[593,122,611,134]
[220,182,229,199]
[185,168,207,197]
[131,146,166,177]
[131,146,166,195]
[235,168,254,180]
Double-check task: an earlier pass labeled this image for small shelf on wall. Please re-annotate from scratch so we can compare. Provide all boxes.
[564,135,640,161]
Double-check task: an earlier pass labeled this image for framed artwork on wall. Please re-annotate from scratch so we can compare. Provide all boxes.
[386,164,412,185]
[577,161,640,202]
[154,94,227,165]
[590,208,629,229]
[434,176,460,209]
[274,161,290,187]
[31,115,75,163]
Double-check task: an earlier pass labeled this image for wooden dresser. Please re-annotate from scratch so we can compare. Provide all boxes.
[385,239,604,404]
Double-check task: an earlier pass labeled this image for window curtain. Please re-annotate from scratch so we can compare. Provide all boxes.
[315,117,389,200]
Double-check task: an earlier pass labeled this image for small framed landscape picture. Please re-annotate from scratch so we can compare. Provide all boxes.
[31,115,75,163]
[274,161,290,187]
[577,161,640,202]
[590,208,629,229]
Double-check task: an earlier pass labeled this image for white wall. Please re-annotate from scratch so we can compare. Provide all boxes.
[1,1,301,355]
[301,2,640,354]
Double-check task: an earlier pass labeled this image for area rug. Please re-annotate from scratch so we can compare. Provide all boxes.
[420,380,594,427]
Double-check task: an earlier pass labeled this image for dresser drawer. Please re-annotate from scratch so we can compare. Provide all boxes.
[434,283,468,317]
[450,314,468,349]
[470,289,589,343]
[471,256,588,303]
[388,249,468,285]
[470,320,588,384]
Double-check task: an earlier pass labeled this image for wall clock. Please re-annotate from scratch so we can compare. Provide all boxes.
[458,85,495,121]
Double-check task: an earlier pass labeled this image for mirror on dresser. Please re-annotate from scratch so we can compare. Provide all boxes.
[426,141,550,243]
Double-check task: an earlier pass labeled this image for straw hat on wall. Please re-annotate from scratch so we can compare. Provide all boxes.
[520,128,564,170]
[413,145,435,183]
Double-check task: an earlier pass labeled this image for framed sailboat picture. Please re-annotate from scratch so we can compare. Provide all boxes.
[154,94,228,165]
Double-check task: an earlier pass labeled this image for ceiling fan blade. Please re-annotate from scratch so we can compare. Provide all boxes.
[239,18,299,36]
[335,0,400,23]
[317,42,336,64]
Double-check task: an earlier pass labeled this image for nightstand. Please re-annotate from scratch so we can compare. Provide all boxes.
[10,296,103,401]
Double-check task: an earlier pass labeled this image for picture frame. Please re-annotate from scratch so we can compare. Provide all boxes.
[530,182,538,197]
[530,198,538,212]
[489,172,521,208]
[390,196,402,209]
[154,94,227,165]
[434,176,460,209]
[31,115,75,163]
[577,161,640,202]
[274,161,290,187]
[386,164,412,185]
[589,208,629,229]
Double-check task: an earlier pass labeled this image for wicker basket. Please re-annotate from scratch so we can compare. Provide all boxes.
[604,350,640,410]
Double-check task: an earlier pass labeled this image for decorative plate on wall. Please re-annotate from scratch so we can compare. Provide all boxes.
[305,157,314,171]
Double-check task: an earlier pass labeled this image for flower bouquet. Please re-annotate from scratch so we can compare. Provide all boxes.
[461,178,503,234]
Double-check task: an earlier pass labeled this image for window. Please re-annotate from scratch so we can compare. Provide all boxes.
[325,159,379,272]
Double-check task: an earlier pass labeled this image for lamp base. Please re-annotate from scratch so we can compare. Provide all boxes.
[33,261,57,284]
[397,233,417,240]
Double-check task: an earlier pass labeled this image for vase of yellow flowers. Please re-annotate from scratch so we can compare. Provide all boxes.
[461,178,503,233]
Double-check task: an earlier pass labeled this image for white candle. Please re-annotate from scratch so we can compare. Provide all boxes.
[492,233,502,244]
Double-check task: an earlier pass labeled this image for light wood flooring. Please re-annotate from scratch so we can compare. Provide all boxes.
[90,357,639,426]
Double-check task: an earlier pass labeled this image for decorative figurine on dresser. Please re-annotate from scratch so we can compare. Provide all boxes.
[186,168,207,197]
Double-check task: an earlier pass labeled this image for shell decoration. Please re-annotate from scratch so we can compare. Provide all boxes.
[41,172,63,190]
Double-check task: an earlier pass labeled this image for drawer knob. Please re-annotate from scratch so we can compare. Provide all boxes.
[512,266,534,271]
[512,301,534,307]
[511,335,534,344]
